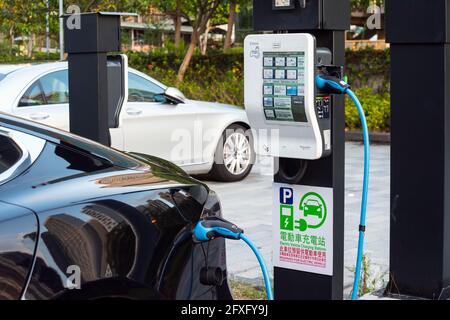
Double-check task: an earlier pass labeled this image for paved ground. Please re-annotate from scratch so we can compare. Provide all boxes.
[203,142,390,298]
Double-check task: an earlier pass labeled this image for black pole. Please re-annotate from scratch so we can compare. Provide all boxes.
[64,13,121,145]
[386,0,450,299]
[273,30,346,302]
[253,0,349,300]
[67,53,110,144]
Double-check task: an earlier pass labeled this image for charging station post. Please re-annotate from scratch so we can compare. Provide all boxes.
[250,0,350,300]
[386,0,450,299]
[64,12,122,145]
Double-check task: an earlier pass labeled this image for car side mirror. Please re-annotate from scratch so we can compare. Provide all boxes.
[164,87,186,104]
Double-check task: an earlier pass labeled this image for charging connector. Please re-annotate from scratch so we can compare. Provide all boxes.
[193,217,274,300]
[316,74,351,94]
[193,217,243,242]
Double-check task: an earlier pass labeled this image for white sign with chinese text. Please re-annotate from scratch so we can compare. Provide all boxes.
[273,183,334,276]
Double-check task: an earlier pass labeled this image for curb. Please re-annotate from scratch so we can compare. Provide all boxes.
[346,131,390,144]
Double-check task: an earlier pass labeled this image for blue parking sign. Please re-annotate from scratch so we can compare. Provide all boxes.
[280,187,293,205]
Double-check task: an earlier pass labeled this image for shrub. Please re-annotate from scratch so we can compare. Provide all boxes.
[130,50,392,130]
[0,48,59,63]
[345,87,390,132]
[128,50,245,106]
[345,48,390,94]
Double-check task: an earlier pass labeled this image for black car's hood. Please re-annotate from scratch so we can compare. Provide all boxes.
[126,152,202,183]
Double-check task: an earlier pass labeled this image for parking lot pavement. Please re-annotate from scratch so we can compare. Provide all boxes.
[204,142,390,297]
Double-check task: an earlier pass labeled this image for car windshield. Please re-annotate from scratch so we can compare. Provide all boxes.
[307,200,319,206]
[0,74,6,82]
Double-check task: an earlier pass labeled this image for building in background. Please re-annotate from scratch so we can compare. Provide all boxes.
[121,14,193,51]
[347,4,387,50]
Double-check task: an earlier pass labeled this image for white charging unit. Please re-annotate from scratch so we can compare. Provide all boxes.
[244,33,331,160]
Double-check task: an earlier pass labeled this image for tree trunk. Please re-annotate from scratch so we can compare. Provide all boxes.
[174,0,182,46]
[201,21,211,55]
[177,34,198,83]
[177,0,220,83]
[27,35,33,58]
[9,28,14,53]
[224,2,236,51]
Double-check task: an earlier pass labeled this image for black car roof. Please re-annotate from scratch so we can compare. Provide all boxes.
[0,112,146,170]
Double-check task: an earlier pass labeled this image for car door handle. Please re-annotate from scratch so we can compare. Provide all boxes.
[30,113,50,120]
[126,108,143,116]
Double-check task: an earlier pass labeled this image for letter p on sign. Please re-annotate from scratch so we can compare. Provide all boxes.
[280,187,293,205]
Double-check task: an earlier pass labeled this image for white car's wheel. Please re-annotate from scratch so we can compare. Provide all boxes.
[209,124,255,182]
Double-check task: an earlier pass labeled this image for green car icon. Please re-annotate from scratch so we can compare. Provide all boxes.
[302,199,323,219]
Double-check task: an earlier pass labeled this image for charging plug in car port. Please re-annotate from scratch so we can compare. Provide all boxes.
[200,267,226,286]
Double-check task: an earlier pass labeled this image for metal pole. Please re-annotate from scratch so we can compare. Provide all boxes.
[65,13,122,145]
[46,0,50,55]
[386,0,450,300]
[59,0,64,60]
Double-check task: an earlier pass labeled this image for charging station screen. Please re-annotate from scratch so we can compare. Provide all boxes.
[262,52,307,123]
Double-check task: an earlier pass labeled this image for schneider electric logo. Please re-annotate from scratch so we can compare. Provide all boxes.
[280,188,327,232]
[249,42,260,59]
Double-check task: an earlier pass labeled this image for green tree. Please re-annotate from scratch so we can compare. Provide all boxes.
[198,0,229,55]
[63,0,151,13]
[152,0,186,47]
[351,0,384,11]
[0,0,153,56]
[222,0,250,51]
[160,0,224,82]
[0,0,52,56]
[196,0,249,55]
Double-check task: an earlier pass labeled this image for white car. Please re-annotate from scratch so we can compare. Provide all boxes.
[0,62,255,182]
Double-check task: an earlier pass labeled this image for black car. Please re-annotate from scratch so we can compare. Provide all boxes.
[0,113,232,300]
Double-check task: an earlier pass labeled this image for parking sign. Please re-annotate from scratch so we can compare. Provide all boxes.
[280,187,293,204]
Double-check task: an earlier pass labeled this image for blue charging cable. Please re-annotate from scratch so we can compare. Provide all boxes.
[193,217,274,300]
[316,75,370,300]
[239,234,274,300]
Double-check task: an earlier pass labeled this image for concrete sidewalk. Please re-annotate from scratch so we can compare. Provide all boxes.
[204,142,390,298]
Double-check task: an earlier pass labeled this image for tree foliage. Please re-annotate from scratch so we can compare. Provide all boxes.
[1,0,382,82]
[351,0,384,11]
[0,0,51,37]
[63,0,151,13]
[0,0,153,45]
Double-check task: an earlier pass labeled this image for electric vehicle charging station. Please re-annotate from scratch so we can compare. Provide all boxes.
[64,12,132,146]
[239,0,450,302]
[245,0,351,300]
